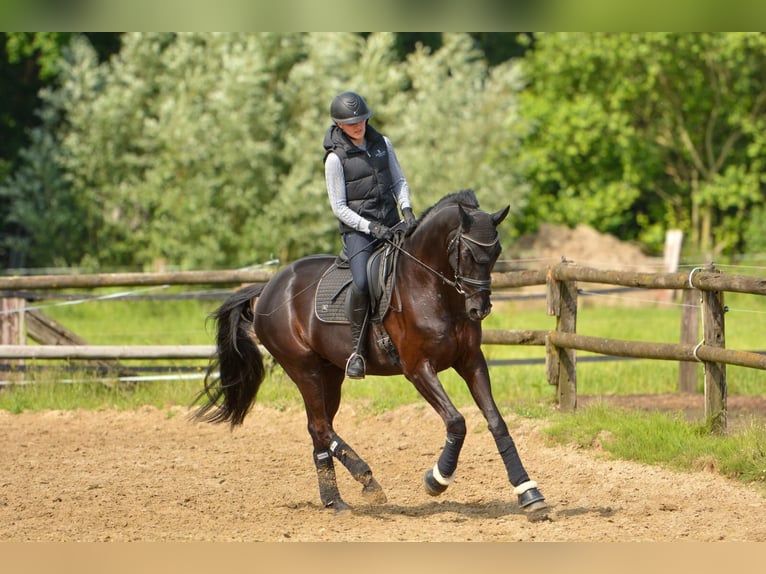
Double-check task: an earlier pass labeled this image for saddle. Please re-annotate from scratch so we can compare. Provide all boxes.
[314,228,405,364]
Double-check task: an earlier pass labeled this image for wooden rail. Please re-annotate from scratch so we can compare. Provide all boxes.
[547,332,766,370]
[0,269,274,290]
[0,345,215,360]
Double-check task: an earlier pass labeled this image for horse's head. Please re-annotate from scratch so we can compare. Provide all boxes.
[448,203,510,321]
[405,190,510,322]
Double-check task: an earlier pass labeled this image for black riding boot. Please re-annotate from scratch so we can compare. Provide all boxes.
[346,286,370,379]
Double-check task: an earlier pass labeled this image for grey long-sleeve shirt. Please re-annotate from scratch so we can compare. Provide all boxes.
[324,136,411,235]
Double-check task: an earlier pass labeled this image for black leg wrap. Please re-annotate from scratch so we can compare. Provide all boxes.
[330,435,372,485]
[437,432,465,479]
[329,435,387,504]
[494,434,530,486]
[424,432,465,496]
[496,435,548,513]
[313,449,349,511]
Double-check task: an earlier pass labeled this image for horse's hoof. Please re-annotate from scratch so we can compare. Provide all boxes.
[523,499,548,513]
[362,478,388,504]
[516,484,550,522]
[325,499,352,515]
[423,468,450,496]
[518,486,545,509]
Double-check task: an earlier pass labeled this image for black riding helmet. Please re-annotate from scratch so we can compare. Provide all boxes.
[330,91,373,125]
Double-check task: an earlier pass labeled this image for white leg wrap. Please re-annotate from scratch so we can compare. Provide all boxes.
[432,464,455,486]
[513,480,538,496]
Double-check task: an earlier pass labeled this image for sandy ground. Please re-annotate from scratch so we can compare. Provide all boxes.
[1,397,764,542]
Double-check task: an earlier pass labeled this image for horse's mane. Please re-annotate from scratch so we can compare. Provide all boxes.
[417,188,479,224]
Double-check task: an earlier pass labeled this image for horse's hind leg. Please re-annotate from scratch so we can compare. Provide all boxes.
[321,370,386,504]
[329,433,387,504]
[311,447,350,512]
[291,362,385,511]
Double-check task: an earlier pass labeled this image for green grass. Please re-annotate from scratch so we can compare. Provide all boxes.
[544,402,766,488]
[483,295,766,396]
[0,376,207,414]
[39,288,221,345]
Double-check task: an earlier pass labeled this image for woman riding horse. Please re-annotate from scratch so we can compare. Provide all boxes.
[194,188,548,518]
[323,91,418,379]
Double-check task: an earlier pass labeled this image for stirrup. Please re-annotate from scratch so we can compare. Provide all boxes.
[345,353,366,379]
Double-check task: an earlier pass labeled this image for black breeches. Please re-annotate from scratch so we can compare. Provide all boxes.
[342,231,378,292]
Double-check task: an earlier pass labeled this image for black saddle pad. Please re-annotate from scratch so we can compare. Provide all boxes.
[314,231,403,324]
[314,265,353,324]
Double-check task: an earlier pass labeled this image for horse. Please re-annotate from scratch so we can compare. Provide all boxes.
[192,189,547,517]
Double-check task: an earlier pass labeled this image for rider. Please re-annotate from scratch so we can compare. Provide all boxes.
[323,91,418,379]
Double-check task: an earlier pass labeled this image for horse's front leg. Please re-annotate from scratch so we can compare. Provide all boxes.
[404,360,467,496]
[456,354,548,514]
[423,432,465,496]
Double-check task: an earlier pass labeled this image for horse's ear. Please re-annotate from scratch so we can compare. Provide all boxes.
[492,205,510,227]
[459,205,473,231]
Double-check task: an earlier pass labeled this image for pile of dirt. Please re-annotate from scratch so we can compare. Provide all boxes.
[501,223,669,304]
[508,223,660,271]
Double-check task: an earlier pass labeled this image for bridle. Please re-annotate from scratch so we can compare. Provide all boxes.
[446,226,499,296]
[388,219,499,297]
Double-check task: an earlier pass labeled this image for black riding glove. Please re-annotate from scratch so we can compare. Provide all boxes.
[369,222,394,241]
[403,207,418,233]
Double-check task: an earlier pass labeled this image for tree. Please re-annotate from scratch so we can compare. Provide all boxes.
[0,32,120,267]
[515,33,766,257]
[3,32,527,269]
[386,33,527,239]
[3,33,309,269]
[0,33,120,183]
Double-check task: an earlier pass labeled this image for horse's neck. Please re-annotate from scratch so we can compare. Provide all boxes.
[413,210,457,258]
[401,227,462,307]
[404,226,451,276]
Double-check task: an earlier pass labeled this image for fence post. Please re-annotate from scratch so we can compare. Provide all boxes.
[660,229,683,303]
[678,287,700,393]
[701,264,727,433]
[546,261,578,412]
[0,297,25,381]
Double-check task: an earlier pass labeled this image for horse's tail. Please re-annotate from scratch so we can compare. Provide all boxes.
[191,283,266,428]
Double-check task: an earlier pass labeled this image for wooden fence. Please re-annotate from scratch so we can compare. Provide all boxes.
[490,261,766,432]
[1,264,765,432]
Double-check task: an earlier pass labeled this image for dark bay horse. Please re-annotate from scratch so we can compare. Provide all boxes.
[193,189,547,516]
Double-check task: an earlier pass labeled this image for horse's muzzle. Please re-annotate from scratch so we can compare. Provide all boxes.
[467,298,492,321]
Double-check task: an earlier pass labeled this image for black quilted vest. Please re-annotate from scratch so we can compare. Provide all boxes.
[323,124,398,234]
